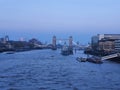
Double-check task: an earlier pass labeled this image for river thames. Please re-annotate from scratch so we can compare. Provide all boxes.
[0,49,120,90]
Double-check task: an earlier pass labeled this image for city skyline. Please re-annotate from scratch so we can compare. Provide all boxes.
[0,0,120,43]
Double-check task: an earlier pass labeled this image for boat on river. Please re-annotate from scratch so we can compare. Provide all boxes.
[76,57,87,62]
[61,46,73,56]
[76,56,103,64]
[87,56,103,64]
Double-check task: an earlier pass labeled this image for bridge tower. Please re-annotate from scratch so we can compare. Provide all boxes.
[52,35,57,50]
[68,36,73,54]
[69,36,73,48]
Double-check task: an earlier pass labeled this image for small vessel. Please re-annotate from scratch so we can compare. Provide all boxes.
[76,57,87,62]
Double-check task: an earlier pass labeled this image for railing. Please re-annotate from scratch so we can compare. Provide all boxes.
[101,53,120,61]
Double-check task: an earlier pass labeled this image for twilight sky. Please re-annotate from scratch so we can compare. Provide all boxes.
[0,0,120,44]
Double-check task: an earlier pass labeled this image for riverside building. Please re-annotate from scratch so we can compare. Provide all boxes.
[91,34,120,53]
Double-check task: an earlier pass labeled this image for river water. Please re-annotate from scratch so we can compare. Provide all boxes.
[0,49,120,90]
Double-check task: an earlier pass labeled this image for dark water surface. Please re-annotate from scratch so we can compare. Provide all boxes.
[0,50,120,90]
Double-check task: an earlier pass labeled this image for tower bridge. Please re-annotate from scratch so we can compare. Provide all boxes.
[52,36,73,50]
